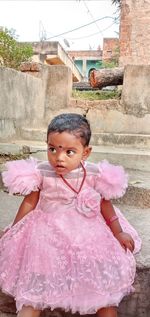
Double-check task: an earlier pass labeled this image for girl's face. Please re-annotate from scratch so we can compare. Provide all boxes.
[47,131,91,175]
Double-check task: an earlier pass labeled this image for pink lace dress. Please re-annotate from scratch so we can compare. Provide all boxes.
[0,158,141,313]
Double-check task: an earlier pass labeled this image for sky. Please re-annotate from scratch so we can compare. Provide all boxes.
[0,0,120,50]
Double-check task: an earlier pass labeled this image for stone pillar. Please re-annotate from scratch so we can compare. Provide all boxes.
[43,65,72,122]
[121,65,150,117]
[82,59,87,81]
[21,63,72,124]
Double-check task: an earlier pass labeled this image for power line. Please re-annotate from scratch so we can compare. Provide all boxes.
[82,0,103,36]
[67,20,119,41]
[46,16,116,40]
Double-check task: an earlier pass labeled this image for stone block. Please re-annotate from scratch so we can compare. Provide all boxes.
[121,65,150,117]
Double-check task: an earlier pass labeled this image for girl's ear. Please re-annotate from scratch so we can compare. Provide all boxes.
[82,146,92,160]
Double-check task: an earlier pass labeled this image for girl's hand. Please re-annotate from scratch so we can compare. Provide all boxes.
[115,232,135,252]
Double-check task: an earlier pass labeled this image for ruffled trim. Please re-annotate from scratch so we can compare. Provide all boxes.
[1,285,134,314]
[95,160,128,200]
[2,157,42,195]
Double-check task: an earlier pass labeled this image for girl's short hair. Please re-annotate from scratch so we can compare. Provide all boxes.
[47,113,91,146]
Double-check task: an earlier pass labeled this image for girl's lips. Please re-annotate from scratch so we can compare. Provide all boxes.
[55,165,66,171]
[55,165,67,175]
[56,165,65,168]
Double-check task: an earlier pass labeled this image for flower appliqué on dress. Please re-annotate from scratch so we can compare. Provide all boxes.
[75,188,101,218]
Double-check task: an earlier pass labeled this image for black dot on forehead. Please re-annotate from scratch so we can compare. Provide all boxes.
[58,145,62,148]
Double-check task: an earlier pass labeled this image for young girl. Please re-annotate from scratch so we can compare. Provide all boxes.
[0,113,141,317]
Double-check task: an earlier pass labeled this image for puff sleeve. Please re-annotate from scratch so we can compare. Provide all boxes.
[2,157,42,195]
[95,160,128,200]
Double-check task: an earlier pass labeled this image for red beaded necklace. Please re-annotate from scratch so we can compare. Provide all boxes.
[60,162,86,194]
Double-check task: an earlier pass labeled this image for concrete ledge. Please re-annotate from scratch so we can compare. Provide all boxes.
[0,141,47,156]
[20,128,47,142]
[90,146,150,172]
[19,129,150,148]
[91,133,150,148]
[1,142,150,171]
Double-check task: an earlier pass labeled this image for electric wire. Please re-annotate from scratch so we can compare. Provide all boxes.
[67,19,119,40]
[46,16,117,40]
[82,0,104,36]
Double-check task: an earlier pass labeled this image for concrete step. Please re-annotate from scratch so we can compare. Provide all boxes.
[20,127,47,142]
[90,145,150,172]
[0,140,47,156]
[0,192,149,317]
[115,169,150,208]
[91,132,150,148]
[20,128,150,149]
[1,141,150,172]
[117,204,150,317]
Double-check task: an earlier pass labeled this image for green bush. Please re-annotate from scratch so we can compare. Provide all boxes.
[0,27,33,70]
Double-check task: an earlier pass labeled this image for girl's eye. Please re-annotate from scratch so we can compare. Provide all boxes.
[67,150,75,156]
[48,147,56,154]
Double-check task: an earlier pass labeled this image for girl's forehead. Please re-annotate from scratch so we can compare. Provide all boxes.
[47,131,83,147]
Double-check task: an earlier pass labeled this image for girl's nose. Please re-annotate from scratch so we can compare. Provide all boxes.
[56,151,65,162]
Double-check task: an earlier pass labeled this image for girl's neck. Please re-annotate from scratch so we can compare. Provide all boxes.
[59,161,86,194]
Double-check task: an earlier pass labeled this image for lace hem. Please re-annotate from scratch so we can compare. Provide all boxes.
[1,286,134,314]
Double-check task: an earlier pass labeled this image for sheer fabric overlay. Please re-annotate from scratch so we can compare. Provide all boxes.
[0,158,141,313]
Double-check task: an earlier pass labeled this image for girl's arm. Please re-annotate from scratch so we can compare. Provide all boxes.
[101,198,135,252]
[12,190,40,226]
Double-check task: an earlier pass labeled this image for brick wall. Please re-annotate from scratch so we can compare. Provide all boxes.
[119,0,150,66]
[102,38,119,61]
[67,50,102,59]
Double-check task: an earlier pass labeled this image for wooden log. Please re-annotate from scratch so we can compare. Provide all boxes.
[89,67,124,88]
